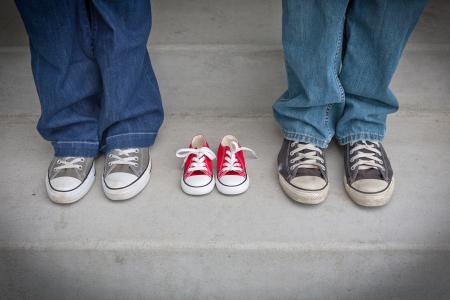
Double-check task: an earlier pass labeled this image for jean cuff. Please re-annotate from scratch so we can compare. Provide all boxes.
[282,130,330,149]
[336,132,384,145]
[101,132,158,154]
[52,141,100,157]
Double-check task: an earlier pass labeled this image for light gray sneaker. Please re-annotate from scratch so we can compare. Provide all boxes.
[46,157,96,204]
[102,148,151,200]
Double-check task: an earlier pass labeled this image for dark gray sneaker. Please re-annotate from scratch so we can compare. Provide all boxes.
[277,139,329,204]
[344,141,394,207]
[102,147,151,200]
[46,157,96,204]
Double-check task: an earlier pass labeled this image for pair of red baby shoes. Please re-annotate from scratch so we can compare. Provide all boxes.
[175,135,256,196]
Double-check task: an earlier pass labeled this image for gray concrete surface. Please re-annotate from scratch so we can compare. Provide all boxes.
[1,0,450,299]
[1,113,450,299]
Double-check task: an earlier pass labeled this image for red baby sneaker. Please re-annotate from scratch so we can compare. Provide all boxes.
[216,135,257,195]
[176,135,216,196]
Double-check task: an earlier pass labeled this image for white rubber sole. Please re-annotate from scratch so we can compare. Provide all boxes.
[180,176,215,196]
[46,164,96,205]
[216,176,250,195]
[102,159,151,201]
[278,174,329,205]
[344,176,395,207]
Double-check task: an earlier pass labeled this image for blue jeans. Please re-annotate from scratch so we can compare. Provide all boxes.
[15,0,164,157]
[273,0,427,148]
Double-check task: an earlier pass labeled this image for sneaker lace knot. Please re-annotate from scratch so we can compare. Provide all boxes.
[176,147,216,173]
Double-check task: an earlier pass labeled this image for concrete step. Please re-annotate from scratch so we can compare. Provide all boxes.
[1,0,450,47]
[1,112,450,299]
[1,45,450,116]
[2,1,449,115]
[1,0,450,298]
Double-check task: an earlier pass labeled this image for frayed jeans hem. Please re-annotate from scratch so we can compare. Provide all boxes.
[282,130,330,149]
[336,132,384,145]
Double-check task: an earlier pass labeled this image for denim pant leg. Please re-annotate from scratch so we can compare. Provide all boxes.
[89,0,164,154]
[15,0,102,157]
[336,0,427,145]
[272,0,349,148]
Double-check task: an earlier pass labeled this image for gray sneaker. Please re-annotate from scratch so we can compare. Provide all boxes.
[102,147,151,200]
[46,157,96,204]
[344,141,394,207]
[277,139,329,204]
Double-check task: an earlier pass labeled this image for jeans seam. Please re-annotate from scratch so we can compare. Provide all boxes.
[324,104,333,137]
[105,132,157,141]
[89,0,97,54]
[333,16,345,104]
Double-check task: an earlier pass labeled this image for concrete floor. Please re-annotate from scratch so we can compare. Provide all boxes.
[1,0,450,299]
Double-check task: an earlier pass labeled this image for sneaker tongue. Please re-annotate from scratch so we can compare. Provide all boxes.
[110,164,137,176]
[356,168,383,180]
[293,167,322,177]
[52,168,82,180]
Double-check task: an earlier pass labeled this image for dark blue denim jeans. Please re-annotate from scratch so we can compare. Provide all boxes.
[273,0,427,148]
[16,0,164,157]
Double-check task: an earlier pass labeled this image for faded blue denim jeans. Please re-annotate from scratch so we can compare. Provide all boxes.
[273,0,427,148]
[15,0,164,157]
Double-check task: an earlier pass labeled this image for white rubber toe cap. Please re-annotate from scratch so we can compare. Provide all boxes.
[351,179,388,193]
[50,176,82,191]
[104,172,138,189]
[185,175,212,187]
[290,176,327,190]
[219,175,246,186]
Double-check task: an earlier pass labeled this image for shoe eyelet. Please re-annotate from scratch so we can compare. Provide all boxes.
[351,166,355,170]
[108,154,112,158]
[108,162,112,166]
[134,157,139,161]
[80,158,85,162]
[133,163,138,167]
[289,151,294,156]
[289,166,294,171]
[78,166,82,170]
[57,159,61,164]
[135,149,139,153]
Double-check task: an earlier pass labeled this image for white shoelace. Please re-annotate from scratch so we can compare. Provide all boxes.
[350,141,384,171]
[54,157,85,171]
[222,141,257,172]
[108,148,139,167]
[176,147,217,173]
[289,142,325,171]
